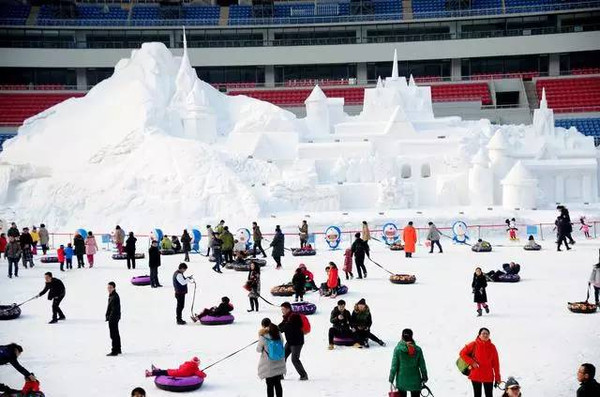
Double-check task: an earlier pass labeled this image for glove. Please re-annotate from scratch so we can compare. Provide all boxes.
[494,382,499,388]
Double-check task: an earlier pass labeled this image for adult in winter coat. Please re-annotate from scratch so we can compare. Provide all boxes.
[220,226,234,264]
[7,223,19,239]
[38,272,66,324]
[459,327,501,397]
[0,344,35,381]
[389,329,428,397]
[426,222,443,253]
[125,232,137,270]
[327,262,340,296]
[361,221,371,242]
[193,296,233,321]
[173,263,192,325]
[85,231,98,267]
[279,302,308,380]
[252,222,267,258]
[247,262,261,312]
[257,318,286,397]
[577,363,600,397]
[160,236,173,251]
[38,224,49,255]
[270,226,285,269]
[19,228,33,250]
[328,299,353,350]
[73,232,86,268]
[298,220,309,248]
[211,233,223,273]
[5,236,21,278]
[350,298,385,348]
[0,233,6,257]
[105,282,121,356]
[205,225,214,257]
[292,267,306,302]
[298,263,317,290]
[351,233,369,279]
[181,229,192,262]
[402,222,417,258]
[146,357,207,379]
[171,236,182,252]
[556,214,572,251]
[215,220,225,236]
[30,226,39,255]
[148,240,162,288]
[558,205,576,245]
[472,267,490,316]
[114,226,125,254]
[589,262,600,306]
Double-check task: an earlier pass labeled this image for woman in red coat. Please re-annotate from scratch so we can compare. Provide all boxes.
[459,327,501,397]
[326,262,340,297]
[145,357,207,379]
[402,222,417,258]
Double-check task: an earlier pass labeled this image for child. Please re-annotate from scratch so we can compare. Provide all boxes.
[589,262,600,306]
[343,248,354,280]
[22,243,35,269]
[298,264,317,291]
[292,268,306,302]
[57,245,65,272]
[0,233,6,259]
[247,262,261,312]
[192,296,233,322]
[580,217,591,239]
[65,243,74,270]
[523,234,541,250]
[145,357,206,379]
[472,267,489,316]
[326,262,340,298]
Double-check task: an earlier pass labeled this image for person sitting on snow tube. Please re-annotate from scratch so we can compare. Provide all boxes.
[171,236,182,253]
[351,298,385,348]
[523,235,541,251]
[328,300,354,350]
[298,264,318,291]
[160,236,172,251]
[320,263,342,297]
[191,297,233,323]
[145,356,206,380]
[486,262,521,281]
[472,239,492,252]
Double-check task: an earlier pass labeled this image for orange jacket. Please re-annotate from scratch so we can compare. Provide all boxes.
[459,338,501,383]
[403,226,417,253]
[166,360,207,378]
[327,267,339,289]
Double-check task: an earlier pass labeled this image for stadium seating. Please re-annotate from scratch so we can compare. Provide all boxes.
[0,93,84,126]
[555,118,600,146]
[0,133,17,152]
[572,68,600,75]
[38,4,128,26]
[0,4,31,25]
[472,71,539,80]
[412,0,502,18]
[504,0,563,13]
[536,77,600,112]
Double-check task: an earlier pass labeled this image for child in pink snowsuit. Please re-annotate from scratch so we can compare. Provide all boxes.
[580,218,591,239]
[85,232,98,267]
[343,248,354,280]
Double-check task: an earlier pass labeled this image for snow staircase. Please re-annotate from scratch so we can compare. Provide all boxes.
[219,6,229,26]
[523,81,539,110]
[26,6,40,25]
[402,0,413,20]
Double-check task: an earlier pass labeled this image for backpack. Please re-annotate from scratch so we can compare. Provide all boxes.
[299,314,311,335]
[264,337,285,361]
[456,343,476,376]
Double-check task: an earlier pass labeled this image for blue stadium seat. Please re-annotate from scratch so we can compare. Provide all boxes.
[555,118,600,145]
[0,4,31,25]
[0,133,17,152]
[505,0,563,13]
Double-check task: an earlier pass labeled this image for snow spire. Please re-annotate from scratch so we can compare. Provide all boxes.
[409,74,416,87]
[539,87,547,110]
[376,76,383,89]
[391,49,399,80]
[305,84,327,103]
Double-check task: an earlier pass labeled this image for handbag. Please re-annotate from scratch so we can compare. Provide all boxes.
[389,384,400,397]
[456,343,477,376]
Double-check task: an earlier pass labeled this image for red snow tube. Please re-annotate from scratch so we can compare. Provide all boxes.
[40,256,59,263]
[291,302,317,315]
[154,375,204,392]
[0,304,22,320]
[333,336,355,346]
[199,314,235,325]
[131,275,151,286]
[112,253,145,260]
[568,301,598,314]
[389,274,417,284]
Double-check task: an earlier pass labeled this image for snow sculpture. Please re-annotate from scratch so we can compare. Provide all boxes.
[304,85,330,136]
[468,148,494,206]
[501,161,538,209]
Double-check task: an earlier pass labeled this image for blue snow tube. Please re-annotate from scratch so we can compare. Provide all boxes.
[76,228,87,238]
[191,228,201,252]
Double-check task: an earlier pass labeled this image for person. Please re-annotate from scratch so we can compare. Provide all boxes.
[57,244,65,272]
[589,261,600,306]
[472,239,492,252]
[215,220,226,236]
[350,298,385,348]
[148,239,162,288]
[211,232,223,273]
[220,226,234,264]
[556,213,572,252]
[326,262,340,297]
[351,233,369,279]
[257,318,286,397]
[426,222,443,253]
[6,236,21,278]
[21,241,35,269]
[160,235,172,251]
[192,296,233,322]
[114,225,125,255]
[459,327,501,397]
[558,205,576,245]
[361,221,371,249]
[472,267,490,316]
[580,217,591,239]
[38,271,66,324]
[389,329,428,397]
[298,263,317,291]
[65,243,74,270]
[19,227,33,253]
[577,363,600,396]
[403,221,417,258]
[173,263,193,325]
[125,232,137,270]
[0,232,6,259]
[30,226,39,255]
[171,235,182,252]
[252,222,267,258]
[7,222,19,239]
[279,302,308,380]
[343,248,354,280]
[106,281,121,356]
[523,235,541,250]
[131,387,146,397]
[205,225,214,257]
[85,231,98,267]
[299,220,308,248]
[328,299,353,350]
[270,225,285,269]
[145,357,207,379]
[181,229,192,262]
[247,261,261,312]
[486,262,521,282]
[501,377,521,397]
[38,224,49,255]
[292,267,306,302]
[74,232,85,268]
[0,344,36,382]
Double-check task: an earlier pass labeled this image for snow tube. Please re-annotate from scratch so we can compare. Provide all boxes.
[389,274,417,284]
[496,274,520,283]
[333,336,355,346]
[568,301,597,314]
[131,275,151,286]
[523,244,541,251]
[247,258,267,267]
[320,285,348,296]
[292,248,316,256]
[112,253,145,260]
[40,256,59,263]
[199,314,235,325]
[389,243,404,251]
[232,262,251,272]
[224,262,234,269]
[0,304,22,320]
[160,249,176,255]
[472,244,492,252]
[154,375,204,392]
[271,283,295,297]
[291,302,316,315]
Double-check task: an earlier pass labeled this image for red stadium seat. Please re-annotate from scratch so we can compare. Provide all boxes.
[0,92,84,126]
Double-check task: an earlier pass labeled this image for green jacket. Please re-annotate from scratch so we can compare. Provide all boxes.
[389,340,428,392]
[160,238,172,250]
[221,231,234,251]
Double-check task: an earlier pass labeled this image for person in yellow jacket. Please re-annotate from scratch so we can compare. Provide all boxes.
[30,226,40,255]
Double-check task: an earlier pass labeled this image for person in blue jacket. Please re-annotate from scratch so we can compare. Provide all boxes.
[64,243,74,270]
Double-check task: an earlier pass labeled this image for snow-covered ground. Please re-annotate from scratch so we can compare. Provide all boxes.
[1,233,598,396]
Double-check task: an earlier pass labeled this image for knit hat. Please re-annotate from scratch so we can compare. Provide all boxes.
[401,328,413,341]
[505,377,520,389]
[192,357,200,363]
[357,298,366,305]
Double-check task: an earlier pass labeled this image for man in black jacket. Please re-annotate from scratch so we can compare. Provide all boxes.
[38,272,66,324]
[7,222,19,239]
[577,363,600,397]
[279,302,308,380]
[328,300,353,350]
[148,240,162,288]
[0,344,36,382]
[351,233,370,279]
[106,281,122,356]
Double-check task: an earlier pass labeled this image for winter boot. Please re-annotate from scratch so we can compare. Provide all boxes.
[328,344,334,350]
[145,370,152,377]
[477,309,482,317]
[484,305,490,314]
